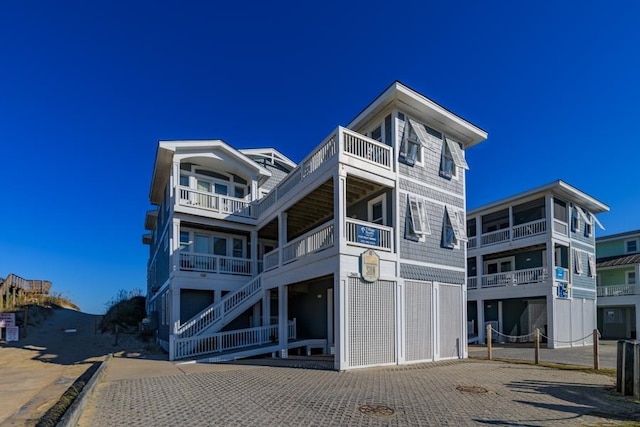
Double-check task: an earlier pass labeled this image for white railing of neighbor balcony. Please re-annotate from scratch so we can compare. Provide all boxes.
[345,218,393,251]
[481,229,510,246]
[179,252,252,275]
[467,276,478,289]
[597,284,637,297]
[174,319,297,360]
[481,267,547,288]
[467,236,477,249]
[178,186,253,217]
[512,219,547,239]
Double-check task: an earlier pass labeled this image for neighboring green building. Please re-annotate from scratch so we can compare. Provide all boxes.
[596,229,640,339]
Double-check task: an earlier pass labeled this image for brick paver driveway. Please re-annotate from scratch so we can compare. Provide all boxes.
[78,356,639,426]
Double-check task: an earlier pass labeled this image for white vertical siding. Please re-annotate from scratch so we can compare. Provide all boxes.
[348,278,396,367]
[554,299,572,344]
[405,280,433,362]
[439,283,462,359]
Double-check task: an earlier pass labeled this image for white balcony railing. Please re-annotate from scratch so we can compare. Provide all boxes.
[178,186,253,218]
[597,284,637,297]
[263,250,280,271]
[345,218,393,251]
[282,223,334,264]
[179,252,252,276]
[256,127,391,218]
[512,219,547,240]
[481,229,510,246]
[174,319,297,360]
[481,267,548,288]
[467,236,477,249]
[467,276,478,289]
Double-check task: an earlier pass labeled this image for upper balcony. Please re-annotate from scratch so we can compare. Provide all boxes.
[467,197,573,252]
[597,284,639,298]
[256,127,393,220]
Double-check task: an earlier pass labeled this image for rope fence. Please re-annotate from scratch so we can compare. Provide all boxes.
[485,325,601,370]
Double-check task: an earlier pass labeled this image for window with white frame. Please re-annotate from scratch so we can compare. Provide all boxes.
[406,194,430,240]
[587,254,596,277]
[576,207,592,237]
[399,120,422,165]
[368,194,386,225]
[443,205,467,248]
[440,137,469,180]
[627,271,637,285]
[573,249,583,274]
[571,207,580,233]
[626,239,638,254]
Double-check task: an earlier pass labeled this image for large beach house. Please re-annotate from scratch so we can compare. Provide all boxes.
[143,81,487,370]
[466,181,608,347]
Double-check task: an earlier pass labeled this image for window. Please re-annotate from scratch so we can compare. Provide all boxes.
[588,254,596,277]
[406,194,430,239]
[213,237,227,256]
[180,231,190,250]
[573,249,582,274]
[571,207,580,232]
[440,137,468,179]
[443,205,467,248]
[626,240,638,254]
[628,271,637,285]
[232,238,244,258]
[370,125,382,142]
[180,175,189,187]
[368,194,386,225]
[576,207,592,237]
[399,119,424,165]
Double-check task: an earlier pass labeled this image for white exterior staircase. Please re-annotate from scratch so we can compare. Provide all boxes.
[176,275,264,338]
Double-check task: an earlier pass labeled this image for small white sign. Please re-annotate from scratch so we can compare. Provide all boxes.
[5,326,19,342]
[0,313,15,328]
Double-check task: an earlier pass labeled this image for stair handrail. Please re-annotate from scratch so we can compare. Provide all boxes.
[176,274,263,337]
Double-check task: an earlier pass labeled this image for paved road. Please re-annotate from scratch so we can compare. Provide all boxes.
[78,355,640,426]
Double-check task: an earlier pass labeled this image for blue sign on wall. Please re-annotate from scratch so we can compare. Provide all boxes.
[356,225,380,246]
[557,283,569,299]
[555,267,565,280]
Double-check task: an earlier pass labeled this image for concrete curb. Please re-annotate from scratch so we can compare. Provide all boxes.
[56,354,112,427]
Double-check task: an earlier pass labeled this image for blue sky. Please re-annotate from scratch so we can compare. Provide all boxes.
[1,1,638,314]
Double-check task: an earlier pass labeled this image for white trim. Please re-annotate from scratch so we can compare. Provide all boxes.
[627,270,637,285]
[407,194,430,237]
[398,258,466,273]
[368,194,387,225]
[398,178,465,202]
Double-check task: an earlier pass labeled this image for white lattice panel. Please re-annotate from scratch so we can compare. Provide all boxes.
[405,280,433,362]
[348,278,396,367]
[571,298,583,343]
[554,299,571,344]
[528,299,547,336]
[439,283,462,358]
[583,299,595,344]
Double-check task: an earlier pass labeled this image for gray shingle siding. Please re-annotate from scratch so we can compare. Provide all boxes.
[400,263,464,284]
[396,116,465,196]
[399,195,465,267]
[399,178,464,208]
[572,288,596,300]
[260,165,289,193]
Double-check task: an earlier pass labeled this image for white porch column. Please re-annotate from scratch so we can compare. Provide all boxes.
[172,161,180,202]
[477,299,485,343]
[262,289,271,327]
[278,285,288,358]
[251,175,259,201]
[547,290,557,349]
[335,277,347,370]
[252,302,261,328]
[334,170,347,252]
[170,286,180,334]
[278,212,288,267]
[250,230,258,275]
[172,218,181,272]
[327,288,334,354]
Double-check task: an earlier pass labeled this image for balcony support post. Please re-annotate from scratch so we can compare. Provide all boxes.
[262,289,271,327]
[250,230,258,275]
[478,299,485,343]
[278,285,288,358]
[278,212,287,269]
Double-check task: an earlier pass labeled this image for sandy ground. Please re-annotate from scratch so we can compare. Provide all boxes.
[0,308,164,426]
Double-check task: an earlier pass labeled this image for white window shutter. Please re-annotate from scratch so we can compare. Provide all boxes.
[574,249,583,274]
[588,254,596,277]
[445,137,469,170]
[408,118,432,149]
[445,205,468,242]
[418,199,431,235]
[408,195,424,235]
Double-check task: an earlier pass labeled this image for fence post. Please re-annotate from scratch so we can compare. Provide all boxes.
[534,328,540,365]
[593,329,600,370]
[486,324,492,360]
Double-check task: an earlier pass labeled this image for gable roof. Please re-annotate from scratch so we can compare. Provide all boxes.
[149,140,272,205]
